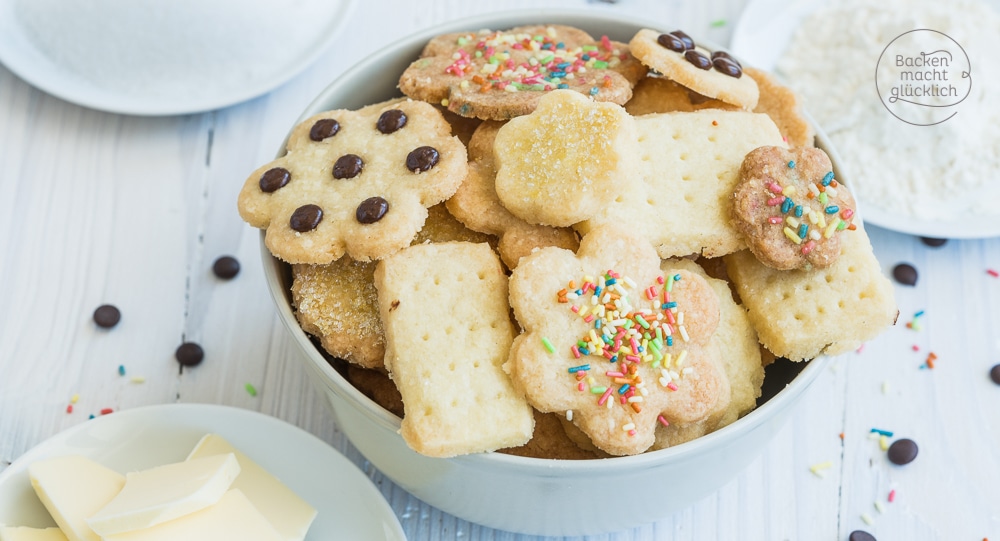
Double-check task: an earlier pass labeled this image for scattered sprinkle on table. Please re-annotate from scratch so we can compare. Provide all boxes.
[93,304,121,329]
[175,342,205,367]
[130,376,146,384]
[100,408,114,415]
[920,352,938,369]
[873,500,886,514]
[70,394,79,404]
[809,461,833,478]
[870,428,894,437]
[65,404,73,414]
[888,489,896,502]
[892,263,918,286]
[887,438,918,465]
[212,255,241,279]
[988,268,999,278]
[118,364,126,376]
[860,512,875,526]
[245,383,258,397]
[710,19,727,27]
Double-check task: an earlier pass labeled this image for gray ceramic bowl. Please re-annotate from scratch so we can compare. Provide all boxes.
[262,9,837,536]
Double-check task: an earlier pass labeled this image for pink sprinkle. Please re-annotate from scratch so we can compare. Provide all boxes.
[767,196,786,206]
[598,387,614,406]
[767,182,783,193]
[602,350,614,360]
[988,269,999,278]
[801,240,817,255]
[912,345,919,351]
[625,355,640,363]
[888,489,896,503]
[857,344,866,354]
[66,404,73,414]
[571,305,580,313]
[630,337,639,352]
[584,314,595,323]
[768,216,784,224]
[657,415,670,427]
[628,429,637,437]
[577,381,585,391]
[619,395,627,405]
[657,275,665,284]
[571,345,581,359]
[666,382,679,391]
[606,371,625,377]
[841,208,855,220]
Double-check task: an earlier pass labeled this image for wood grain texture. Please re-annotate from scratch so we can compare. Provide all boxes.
[1,0,998,540]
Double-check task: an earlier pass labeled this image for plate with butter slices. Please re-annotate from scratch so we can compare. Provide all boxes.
[0,404,405,541]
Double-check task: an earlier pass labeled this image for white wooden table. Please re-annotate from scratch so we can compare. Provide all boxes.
[1,0,998,539]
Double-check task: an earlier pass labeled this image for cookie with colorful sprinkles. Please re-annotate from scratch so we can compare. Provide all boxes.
[237,98,467,264]
[506,224,730,456]
[731,146,857,270]
[399,24,647,120]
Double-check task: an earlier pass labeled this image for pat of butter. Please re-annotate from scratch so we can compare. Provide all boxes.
[186,435,316,541]
[101,490,281,541]
[0,526,68,541]
[87,453,240,537]
[28,456,125,541]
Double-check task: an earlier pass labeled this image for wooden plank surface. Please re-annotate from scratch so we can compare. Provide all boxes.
[1,0,998,539]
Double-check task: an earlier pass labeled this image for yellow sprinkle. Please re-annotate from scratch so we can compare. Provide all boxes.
[818,214,827,228]
[882,381,890,395]
[786,216,800,228]
[784,227,803,244]
[130,376,146,384]
[879,435,889,451]
[824,219,841,238]
[782,185,797,197]
[459,80,470,91]
[809,460,833,478]
[874,501,886,514]
[861,513,875,526]
[70,394,79,404]
[663,353,672,369]
[809,211,821,225]
[440,98,450,106]
[675,350,688,367]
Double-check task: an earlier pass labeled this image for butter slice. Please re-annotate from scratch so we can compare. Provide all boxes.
[87,453,240,537]
[101,490,281,541]
[28,456,126,541]
[186,435,316,541]
[0,526,69,541]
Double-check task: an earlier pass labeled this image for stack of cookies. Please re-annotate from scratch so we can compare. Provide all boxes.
[237,25,897,458]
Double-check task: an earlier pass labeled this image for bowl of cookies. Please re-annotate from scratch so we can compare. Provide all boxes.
[242,9,898,536]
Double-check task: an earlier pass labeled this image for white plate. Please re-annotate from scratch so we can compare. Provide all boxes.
[731,0,1000,239]
[0,0,355,116]
[0,404,406,541]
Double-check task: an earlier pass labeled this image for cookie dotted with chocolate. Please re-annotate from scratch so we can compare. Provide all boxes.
[399,24,647,120]
[744,67,815,148]
[238,99,467,264]
[507,224,729,456]
[446,120,579,269]
[732,146,857,270]
[629,29,759,110]
[624,76,740,116]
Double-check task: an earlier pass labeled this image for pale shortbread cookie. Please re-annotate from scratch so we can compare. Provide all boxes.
[494,90,640,227]
[629,29,759,110]
[291,204,493,369]
[375,242,533,457]
[447,121,579,268]
[507,224,728,456]
[652,258,763,449]
[744,67,815,148]
[625,76,739,116]
[238,99,467,264]
[400,25,646,120]
[723,224,897,361]
[578,110,787,259]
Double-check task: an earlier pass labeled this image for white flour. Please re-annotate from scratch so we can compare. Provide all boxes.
[777,0,1000,222]
[14,0,337,100]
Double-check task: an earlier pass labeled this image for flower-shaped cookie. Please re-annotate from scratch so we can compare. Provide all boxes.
[507,224,729,456]
[399,24,647,120]
[238,99,468,264]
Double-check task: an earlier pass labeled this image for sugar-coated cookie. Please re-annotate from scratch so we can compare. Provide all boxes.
[375,242,533,457]
[629,29,758,109]
[238,99,467,264]
[400,25,647,120]
[507,225,728,456]
[624,76,739,116]
[447,120,579,268]
[744,67,815,148]
[732,146,857,270]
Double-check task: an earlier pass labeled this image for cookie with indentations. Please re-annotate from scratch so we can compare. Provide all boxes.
[732,146,857,270]
[399,24,647,120]
[629,28,758,110]
[506,224,728,456]
[447,120,579,268]
[238,98,467,264]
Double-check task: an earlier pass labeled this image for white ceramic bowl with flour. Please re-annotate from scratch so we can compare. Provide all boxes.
[261,10,835,536]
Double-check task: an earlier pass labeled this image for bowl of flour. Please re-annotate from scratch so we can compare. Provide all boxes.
[732,0,1000,238]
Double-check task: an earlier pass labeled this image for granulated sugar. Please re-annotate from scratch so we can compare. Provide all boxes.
[14,0,338,100]
[777,0,1000,222]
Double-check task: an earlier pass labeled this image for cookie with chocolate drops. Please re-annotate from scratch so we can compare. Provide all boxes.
[629,28,758,110]
[731,146,857,270]
[399,24,647,120]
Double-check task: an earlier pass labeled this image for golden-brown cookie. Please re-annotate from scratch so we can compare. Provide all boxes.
[624,76,740,116]
[745,67,815,148]
[500,410,609,460]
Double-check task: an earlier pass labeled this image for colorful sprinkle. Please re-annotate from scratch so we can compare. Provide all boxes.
[988,269,999,278]
[888,489,896,503]
[118,365,125,376]
[870,428,894,437]
[787,160,796,168]
[568,364,590,373]
[66,404,73,414]
[100,408,113,415]
[245,383,258,397]
[809,460,833,478]
[861,513,875,526]
[542,337,556,353]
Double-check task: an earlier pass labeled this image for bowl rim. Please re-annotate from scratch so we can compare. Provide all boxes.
[261,7,841,474]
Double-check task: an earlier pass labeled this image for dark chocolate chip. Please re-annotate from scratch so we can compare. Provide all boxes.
[406,146,440,172]
[887,438,918,465]
[376,110,408,134]
[259,167,291,193]
[712,56,743,78]
[333,154,364,179]
[668,30,695,50]
[684,50,712,70]
[212,256,240,279]
[93,304,121,329]
[892,263,918,286]
[175,342,204,367]
[290,204,323,232]
[920,236,948,247]
[711,50,742,68]
[656,33,687,52]
[990,364,1000,385]
[848,531,877,541]
[356,196,389,224]
[309,118,340,141]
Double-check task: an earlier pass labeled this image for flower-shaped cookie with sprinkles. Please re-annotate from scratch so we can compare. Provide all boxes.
[731,146,857,270]
[238,99,468,264]
[399,24,647,120]
[507,224,730,456]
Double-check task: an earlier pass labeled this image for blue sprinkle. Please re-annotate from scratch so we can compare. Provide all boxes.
[579,347,590,356]
[89,414,95,419]
[822,171,835,186]
[606,278,617,286]
[118,365,125,376]
[610,355,619,363]
[798,223,808,239]
[794,205,804,217]
[590,87,599,96]
[870,428,894,437]
[556,62,571,69]
[662,302,678,309]
[582,54,591,61]
[667,336,674,347]
[914,310,925,317]
[618,384,631,395]
[594,320,602,329]
[781,198,794,214]
[594,286,602,296]
[557,83,569,89]
[673,274,682,281]
[787,160,796,168]
[557,42,565,49]
[568,364,591,373]
[825,205,840,214]
[550,71,566,78]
